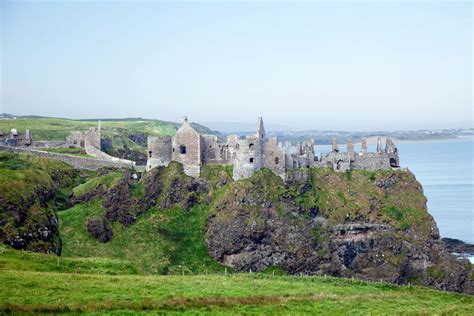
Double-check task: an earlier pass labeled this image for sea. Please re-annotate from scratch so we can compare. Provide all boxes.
[315,138,474,246]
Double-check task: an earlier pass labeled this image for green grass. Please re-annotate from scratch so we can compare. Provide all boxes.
[59,201,225,275]
[72,172,123,197]
[42,147,94,158]
[0,248,473,314]
[0,152,80,203]
[0,117,177,141]
[0,248,138,275]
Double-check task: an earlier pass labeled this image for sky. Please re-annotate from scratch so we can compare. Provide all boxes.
[0,1,472,131]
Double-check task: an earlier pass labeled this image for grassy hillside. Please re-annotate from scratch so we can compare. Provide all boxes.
[1,248,473,314]
[60,202,224,274]
[0,116,216,141]
[0,117,175,141]
[0,152,87,253]
[0,116,218,163]
[59,162,227,274]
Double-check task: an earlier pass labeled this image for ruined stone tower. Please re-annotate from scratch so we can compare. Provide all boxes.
[146,135,172,171]
[232,117,266,180]
[171,116,202,177]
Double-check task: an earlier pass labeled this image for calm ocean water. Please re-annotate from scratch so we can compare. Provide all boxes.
[315,138,474,244]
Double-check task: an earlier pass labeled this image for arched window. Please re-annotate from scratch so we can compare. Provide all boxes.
[148,151,152,158]
[275,157,279,165]
[249,143,254,150]
[179,145,186,154]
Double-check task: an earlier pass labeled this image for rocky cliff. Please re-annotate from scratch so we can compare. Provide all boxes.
[205,168,473,294]
[0,152,84,254]
[1,154,472,294]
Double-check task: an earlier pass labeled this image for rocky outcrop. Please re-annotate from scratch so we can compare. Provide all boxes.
[103,177,136,226]
[86,218,113,243]
[206,168,474,294]
[0,153,83,254]
[101,162,209,228]
[442,238,474,256]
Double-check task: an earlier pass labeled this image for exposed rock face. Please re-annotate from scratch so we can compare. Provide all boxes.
[1,189,62,254]
[0,153,82,255]
[442,238,474,256]
[101,162,208,228]
[86,218,113,243]
[206,168,473,294]
[103,177,136,226]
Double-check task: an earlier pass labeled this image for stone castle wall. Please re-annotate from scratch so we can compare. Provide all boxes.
[232,137,262,180]
[0,146,134,171]
[146,117,401,180]
[263,137,286,178]
[83,127,135,167]
[319,137,400,172]
[147,136,172,170]
[200,135,229,164]
[171,118,202,177]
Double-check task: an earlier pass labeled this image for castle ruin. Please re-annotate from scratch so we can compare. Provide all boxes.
[147,116,400,180]
[0,128,32,147]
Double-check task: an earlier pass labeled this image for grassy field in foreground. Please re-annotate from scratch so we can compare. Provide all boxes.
[0,249,473,314]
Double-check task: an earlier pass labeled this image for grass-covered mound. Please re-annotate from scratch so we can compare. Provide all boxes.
[0,248,473,314]
[59,162,227,274]
[0,152,87,253]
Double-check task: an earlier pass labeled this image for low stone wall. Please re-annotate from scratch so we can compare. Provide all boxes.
[0,146,135,171]
[30,141,68,148]
[83,127,136,168]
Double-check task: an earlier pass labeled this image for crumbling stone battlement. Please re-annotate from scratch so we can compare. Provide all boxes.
[319,137,400,172]
[146,117,401,180]
[83,122,136,168]
[0,128,32,147]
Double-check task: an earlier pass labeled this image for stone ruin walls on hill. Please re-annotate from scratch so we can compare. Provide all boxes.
[146,116,401,180]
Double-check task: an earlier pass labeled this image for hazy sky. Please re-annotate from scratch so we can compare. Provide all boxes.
[1,1,472,131]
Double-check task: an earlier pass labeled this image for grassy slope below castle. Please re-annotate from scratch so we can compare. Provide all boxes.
[1,248,473,314]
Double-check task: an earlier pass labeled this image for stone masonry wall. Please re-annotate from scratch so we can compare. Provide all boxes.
[83,127,135,168]
[147,136,172,171]
[171,119,201,177]
[232,136,263,180]
[263,137,286,178]
[0,146,134,171]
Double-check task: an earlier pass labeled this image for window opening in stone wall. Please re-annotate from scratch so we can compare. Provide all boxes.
[390,158,398,168]
[249,157,254,163]
[179,145,186,154]
[249,143,254,150]
[275,157,279,165]
[148,151,152,158]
